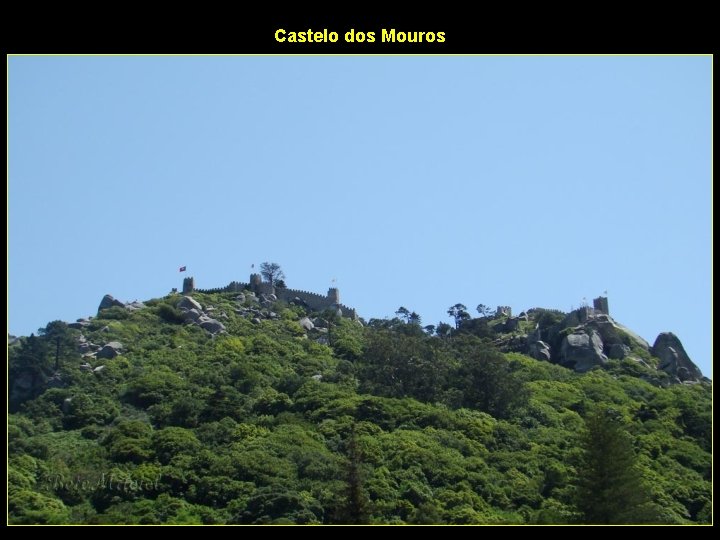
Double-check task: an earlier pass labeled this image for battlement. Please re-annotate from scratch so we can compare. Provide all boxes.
[194,285,238,295]
[187,273,357,319]
[278,286,356,319]
[570,296,610,322]
[593,296,609,315]
[282,288,327,302]
[182,277,194,295]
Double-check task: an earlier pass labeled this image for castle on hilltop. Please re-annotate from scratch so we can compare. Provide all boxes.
[576,296,610,322]
[181,274,358,319]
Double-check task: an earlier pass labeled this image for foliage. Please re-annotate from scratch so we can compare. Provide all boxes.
[451,336,528,418]
[259,262,285,286]
[574,409,661,524]
[334,424,371,524]
[447,304,470,329]
[7,290,711,524]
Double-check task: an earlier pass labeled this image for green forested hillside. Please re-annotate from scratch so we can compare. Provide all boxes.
[7,291,712,524]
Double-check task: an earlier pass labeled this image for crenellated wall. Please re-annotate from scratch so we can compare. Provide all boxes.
[279,288,328,308]
[189,274,357,319]
[194,286,235,295]
[279,287,356,319]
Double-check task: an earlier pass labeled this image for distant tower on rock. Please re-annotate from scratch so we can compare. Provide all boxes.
[182,276,195,294]
[249,273,275,295]
[250,273,263,290]
[327,287,340,304]
[593,296,609,315]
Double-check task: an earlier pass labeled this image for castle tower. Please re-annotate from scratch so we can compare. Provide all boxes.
[327,287,340,304]
[250,273,262,293]
[182,276,195,294]
[593,296,609,315]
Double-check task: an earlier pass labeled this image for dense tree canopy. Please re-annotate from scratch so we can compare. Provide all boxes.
[7,290,712,524]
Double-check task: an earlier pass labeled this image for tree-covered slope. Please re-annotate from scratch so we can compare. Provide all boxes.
[7,291,712,524]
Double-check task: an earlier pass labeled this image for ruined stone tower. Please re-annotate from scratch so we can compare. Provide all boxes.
[182,276,195,294]
[327,287,340,304]
[249,273,274,296]
[593,296,609,315]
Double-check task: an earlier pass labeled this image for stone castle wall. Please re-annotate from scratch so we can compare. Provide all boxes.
[191,276,357,319]
[279,287,356,318]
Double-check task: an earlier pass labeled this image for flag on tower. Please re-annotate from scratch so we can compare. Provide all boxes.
[179,266,186,272]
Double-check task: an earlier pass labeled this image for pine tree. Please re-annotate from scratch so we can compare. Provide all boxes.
[575,408,659,524]
[335,424,370,524]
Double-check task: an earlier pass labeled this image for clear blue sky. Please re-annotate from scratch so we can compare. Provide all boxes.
[8,56,712,377]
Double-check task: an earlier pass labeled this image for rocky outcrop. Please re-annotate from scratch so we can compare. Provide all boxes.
[528,340,551,362]
[608,343,631,360]
[313,318,328,329]
[181,308,202,322]
[98,294,125,313]
[175,295,226,335]
[298,317,315,331]
[490,305,705,384]
[97,295,147,315]
[178,296,203,311]
[652,332,703,382]
[77,337,100,354]
[198,317,226,334]
[68,318,92,329]
[560,330,607,372]
[96,341,124,359]
[613,322,650,351]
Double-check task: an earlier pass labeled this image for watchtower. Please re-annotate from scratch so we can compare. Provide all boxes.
[327,287,340,304]
[182,276,195,294]
[593,296,609,315]
[250,273,263,290]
